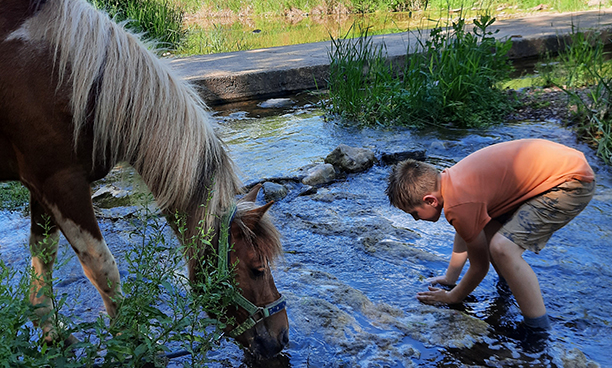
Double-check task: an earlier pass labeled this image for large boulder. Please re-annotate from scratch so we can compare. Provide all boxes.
[325,144,376,173]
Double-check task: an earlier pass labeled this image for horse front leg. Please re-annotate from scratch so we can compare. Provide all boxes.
[33,173,123,321]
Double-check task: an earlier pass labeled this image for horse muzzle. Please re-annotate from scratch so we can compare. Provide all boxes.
[244,315,289,360]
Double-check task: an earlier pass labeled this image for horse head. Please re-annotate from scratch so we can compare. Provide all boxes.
[228,196,289,359]
[188,184,289,360]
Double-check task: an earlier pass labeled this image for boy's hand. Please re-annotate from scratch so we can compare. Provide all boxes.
[417,286,461,305]
[424,275,456,287]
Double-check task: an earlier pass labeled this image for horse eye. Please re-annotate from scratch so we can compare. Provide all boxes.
[251,268,266,278]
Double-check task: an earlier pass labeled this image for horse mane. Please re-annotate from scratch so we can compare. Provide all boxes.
[24,0,241,223]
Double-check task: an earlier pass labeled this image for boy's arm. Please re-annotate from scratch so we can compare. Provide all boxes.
[417,231,490,304]
[427,233,468,285]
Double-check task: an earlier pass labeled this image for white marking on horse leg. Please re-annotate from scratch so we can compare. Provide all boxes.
[48,206,122,318]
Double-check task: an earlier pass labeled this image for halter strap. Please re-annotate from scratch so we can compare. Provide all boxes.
[218,203,286,338]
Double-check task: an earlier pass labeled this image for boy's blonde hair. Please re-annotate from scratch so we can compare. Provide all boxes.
[386,159,439,210]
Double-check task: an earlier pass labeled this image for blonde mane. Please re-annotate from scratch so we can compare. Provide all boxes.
[24,0,241,222]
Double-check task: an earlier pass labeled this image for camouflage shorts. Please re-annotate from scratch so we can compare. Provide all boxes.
[498,180,595,253]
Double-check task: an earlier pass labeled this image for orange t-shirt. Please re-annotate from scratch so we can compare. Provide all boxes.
[440,139,594,243]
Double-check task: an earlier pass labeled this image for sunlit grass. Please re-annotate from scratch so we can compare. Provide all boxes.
[324,14,516,128]
[175,0,610,55]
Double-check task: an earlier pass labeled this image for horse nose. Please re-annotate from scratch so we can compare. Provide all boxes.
[278,327,289,347]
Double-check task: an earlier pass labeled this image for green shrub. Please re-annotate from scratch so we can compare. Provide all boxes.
[0,202,238,367]
[325,14,515,128]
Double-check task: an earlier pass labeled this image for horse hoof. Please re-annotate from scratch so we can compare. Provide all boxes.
[64,333,80,347]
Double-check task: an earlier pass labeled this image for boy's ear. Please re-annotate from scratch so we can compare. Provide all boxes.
[423,194,438,207]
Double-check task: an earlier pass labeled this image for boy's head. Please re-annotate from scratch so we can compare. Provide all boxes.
[386,159,442,221]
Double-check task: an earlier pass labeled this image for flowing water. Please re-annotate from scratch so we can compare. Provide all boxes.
[1,97,611,367]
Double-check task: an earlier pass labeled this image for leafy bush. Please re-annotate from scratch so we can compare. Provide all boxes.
[0,204,238,367]
[325,14,515,128]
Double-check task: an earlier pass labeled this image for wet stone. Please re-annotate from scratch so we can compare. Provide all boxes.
[287,269,421,366]
[397,307,490,349]
[362,238,443,263]
[380,150,427,166]
[262,181,288,202]
[258,98,294,109]
[92,185,133,208]
[325,144,376,173]
[301,163,336,186]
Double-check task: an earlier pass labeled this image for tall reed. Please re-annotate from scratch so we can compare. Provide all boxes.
[326,14,514,128]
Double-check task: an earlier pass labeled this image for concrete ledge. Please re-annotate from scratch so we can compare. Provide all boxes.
[170,9,612,105]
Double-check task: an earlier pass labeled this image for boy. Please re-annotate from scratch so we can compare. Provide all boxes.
[386,139,595,331]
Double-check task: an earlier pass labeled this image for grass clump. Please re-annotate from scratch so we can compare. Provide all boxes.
[325,14,515,128]
[0,182,29,212]
[180,24,253,55]
[0,203,239,367]
[89,0,186,50]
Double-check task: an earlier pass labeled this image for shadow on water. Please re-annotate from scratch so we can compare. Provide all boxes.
[1,96,611,367]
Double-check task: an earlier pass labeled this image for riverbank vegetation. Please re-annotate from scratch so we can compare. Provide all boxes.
[325,15,515,128]
[87,0,609,54]
[181,0,601,16]
[89,0,185,49]
[324,16,612,162]
[0,204,238,367]
[538,30,612,163]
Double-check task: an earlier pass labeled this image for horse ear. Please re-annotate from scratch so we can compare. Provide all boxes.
[242,183,262,203]
[242,201,274,230]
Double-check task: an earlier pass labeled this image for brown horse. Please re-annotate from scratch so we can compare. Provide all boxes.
[0,0,288,360]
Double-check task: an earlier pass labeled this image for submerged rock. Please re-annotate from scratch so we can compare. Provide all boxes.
[558,347,601,368]
[258,98,294,109]
[92,185,133,208]
[361,238,443,263]
[287,268,421,367]
[397,306,490,349]
[380,150,427,166]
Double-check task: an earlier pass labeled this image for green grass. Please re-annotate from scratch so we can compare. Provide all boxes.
[176,0,607,16]
[0,202,239,367]
[83,0,611,54]
[537,29,612,163]
[90,0,185,50]
[324,14,515,128]
[0,182,29,212]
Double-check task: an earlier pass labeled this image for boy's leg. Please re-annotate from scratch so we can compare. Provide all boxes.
[489,179,595,327]
[489,233,547,319]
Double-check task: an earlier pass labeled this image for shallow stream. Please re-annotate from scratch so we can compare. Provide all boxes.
[1,97,611,367]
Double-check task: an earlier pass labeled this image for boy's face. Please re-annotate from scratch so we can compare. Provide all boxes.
[405,203,442,222]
